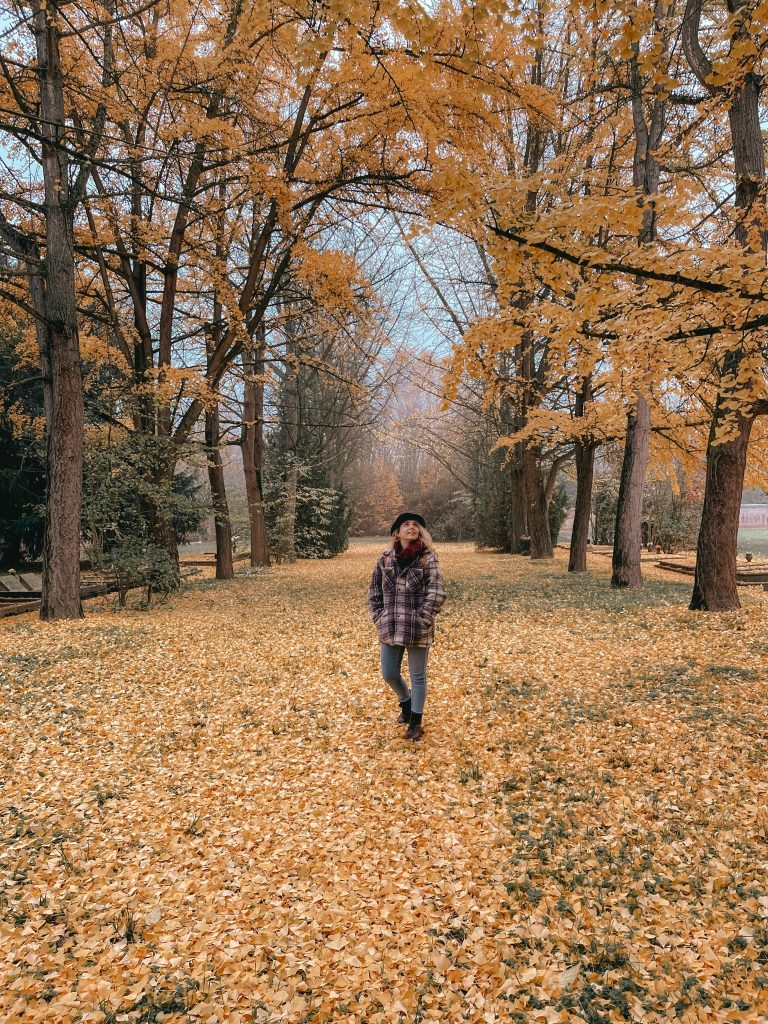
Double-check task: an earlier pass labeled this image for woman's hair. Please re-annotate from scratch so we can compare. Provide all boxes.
[392,522,435,553]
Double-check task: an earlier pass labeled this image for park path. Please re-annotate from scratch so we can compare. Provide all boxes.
[2,543,768,1023]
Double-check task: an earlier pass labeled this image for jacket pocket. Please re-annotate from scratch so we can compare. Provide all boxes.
[415,614,432,636]
[404,567,424,591]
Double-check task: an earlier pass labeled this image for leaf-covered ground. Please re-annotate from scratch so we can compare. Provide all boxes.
[2,541,768,1024]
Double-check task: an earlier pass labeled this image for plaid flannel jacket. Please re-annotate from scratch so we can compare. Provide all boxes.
[367,548,446,647]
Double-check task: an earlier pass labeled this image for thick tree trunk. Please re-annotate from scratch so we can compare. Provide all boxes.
[242,445,269,566]
[205,403,234,580]
[683,0,765,609]
[690,404,753,610]
[34,2,84,620]
[569,439,595,573]
[241,347,270,566]
[40,325,84,619]
[611,395,650,588]
[523,447,553,559]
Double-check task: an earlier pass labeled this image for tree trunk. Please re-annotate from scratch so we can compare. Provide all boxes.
[508,458,527,553]
[34,1,84,620]
[241,347,270,566]
[242,440,270,566]
[202,251,234,581]
[523,447,553,559]
[683,0,765,609]
[611,395,650,587]
[690,403,753,610]
[569,439,595,573]
[610,31,666,592]
[205,403,234,580]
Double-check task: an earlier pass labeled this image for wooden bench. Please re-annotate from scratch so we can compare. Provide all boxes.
[656,560,768,586]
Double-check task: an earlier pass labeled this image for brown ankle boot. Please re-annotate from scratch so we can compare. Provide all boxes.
[405,712,423,741]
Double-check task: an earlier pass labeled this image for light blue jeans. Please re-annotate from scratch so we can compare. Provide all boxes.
[380,643,429,714]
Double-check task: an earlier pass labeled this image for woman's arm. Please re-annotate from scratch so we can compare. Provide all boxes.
[367,556,385,620]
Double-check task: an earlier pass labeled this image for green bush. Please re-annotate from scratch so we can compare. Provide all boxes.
[83,435,206,560]
[548,482,570,545]
[592,476,620,545]
[266,480,349,560]
[108,539,179,608]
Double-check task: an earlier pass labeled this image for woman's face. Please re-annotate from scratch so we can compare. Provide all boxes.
[396,520,421,545]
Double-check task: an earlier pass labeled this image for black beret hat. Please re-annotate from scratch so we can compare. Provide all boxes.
[390,511,426,534]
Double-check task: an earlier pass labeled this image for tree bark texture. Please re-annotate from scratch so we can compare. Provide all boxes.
[611,395,650,588]
[523,447,553,559]
[690,404,753,610]
[205,403,234,580]
[569,439,595,573]
[34,2,84,620]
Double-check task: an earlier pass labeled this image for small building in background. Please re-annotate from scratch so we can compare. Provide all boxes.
[740,505,768,528]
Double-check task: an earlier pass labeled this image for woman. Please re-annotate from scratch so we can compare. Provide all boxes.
[367,512,446,741]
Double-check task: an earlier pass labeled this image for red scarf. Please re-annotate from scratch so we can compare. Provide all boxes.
[395,538,425,567]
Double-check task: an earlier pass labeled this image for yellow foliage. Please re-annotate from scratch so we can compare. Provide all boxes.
[79,334,129,374]
[14,330,40,371]
[132,367,217,409]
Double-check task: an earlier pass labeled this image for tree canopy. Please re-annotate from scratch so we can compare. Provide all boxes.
[1,0,767,615]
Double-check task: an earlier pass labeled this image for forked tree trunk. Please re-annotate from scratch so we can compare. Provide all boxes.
[241,346,270,566]
[569,439,596,573]
[510,110,549,559]
[611,395,650,587]
[523,447,553,559]
[205,403,234,580]
[611,31,666,590]
[34,1,84,619]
